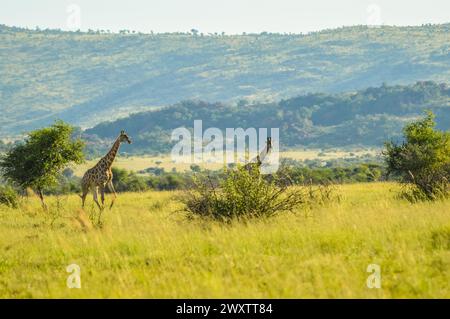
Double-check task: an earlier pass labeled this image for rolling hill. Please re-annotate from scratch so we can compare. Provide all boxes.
[1,23,450,136]
[84,81,450,155]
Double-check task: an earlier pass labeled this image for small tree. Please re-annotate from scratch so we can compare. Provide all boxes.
[383,111,449,200]
[0,121,85,207]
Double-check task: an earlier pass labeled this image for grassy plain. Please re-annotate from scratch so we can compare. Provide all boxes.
[0,182,449,298]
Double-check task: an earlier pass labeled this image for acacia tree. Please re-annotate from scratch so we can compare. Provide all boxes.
[0,121,85,207]
[383,111,449,200]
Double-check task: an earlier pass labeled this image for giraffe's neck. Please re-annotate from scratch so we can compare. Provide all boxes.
[249,143,270,166]
[102,138,121,168]
[258,144,270,163]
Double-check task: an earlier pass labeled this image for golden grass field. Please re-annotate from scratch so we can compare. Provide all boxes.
[0,182,449,298]
[72,148,379,176]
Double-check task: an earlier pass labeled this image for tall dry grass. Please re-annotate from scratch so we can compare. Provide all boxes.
[0,182,449,298]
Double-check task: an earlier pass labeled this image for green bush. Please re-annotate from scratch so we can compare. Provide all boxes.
[384,111,449,201]
[181,167,306,221]
[0,185,19,208]
[112,167,149,192]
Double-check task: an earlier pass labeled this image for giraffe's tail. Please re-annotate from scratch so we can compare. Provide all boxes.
[79,179,89,199]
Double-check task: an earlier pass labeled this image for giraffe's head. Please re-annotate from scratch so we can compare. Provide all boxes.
[119,130,132,144]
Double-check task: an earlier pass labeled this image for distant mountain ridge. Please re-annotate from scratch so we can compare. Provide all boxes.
[1,23,450,136]
[84,81,450,155]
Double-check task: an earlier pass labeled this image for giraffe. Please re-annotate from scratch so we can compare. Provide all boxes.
[244,137,272,173]
[80,130,131,211]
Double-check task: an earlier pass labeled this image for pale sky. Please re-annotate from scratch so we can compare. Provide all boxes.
[1,0,449,34]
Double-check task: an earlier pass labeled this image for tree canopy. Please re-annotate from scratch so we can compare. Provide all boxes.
[0,121,85,205]
[383,111,450,200]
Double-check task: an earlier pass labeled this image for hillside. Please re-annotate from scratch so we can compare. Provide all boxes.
[85,81,450,154]
[1,23,450,136]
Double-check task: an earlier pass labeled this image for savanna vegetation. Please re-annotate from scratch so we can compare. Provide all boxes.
[1,113,447,199]
[0,104,448,298]
[1,15,449,299]
[0,183,449,298]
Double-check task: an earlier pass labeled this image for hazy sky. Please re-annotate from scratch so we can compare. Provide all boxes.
[1,0,449,34]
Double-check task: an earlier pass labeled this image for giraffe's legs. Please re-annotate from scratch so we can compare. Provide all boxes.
[107,181,118,209]
[100,186,106,206]
[97,185,110,224]
[92,186,102,210]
